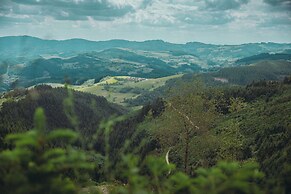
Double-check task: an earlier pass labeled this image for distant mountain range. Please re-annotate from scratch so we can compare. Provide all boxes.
[125,60,291,106]
[0,36,291,92]
[236,53,291,65]
[1,36,291,65]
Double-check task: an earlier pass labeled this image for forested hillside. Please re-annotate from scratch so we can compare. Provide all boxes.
[120,77,291,193]
[0,77,290,194]
[0,85,124,149]
[236,53,291,65]
[125,60,291,106]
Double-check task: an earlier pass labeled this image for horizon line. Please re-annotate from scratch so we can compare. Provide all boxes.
[1,35,291,46]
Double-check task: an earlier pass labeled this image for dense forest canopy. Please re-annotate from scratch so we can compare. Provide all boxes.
[0,75,290,193]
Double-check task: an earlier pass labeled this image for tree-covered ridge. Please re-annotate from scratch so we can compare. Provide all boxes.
[236,53,291,65]
[0,108,94,194]
[0,78,290,193]
[0,85,125,149]
[0,105,266,194]
[134,77,291,193]
[125,60,291,106]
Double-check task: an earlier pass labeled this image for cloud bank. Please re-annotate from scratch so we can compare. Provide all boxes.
[0,0,290,44]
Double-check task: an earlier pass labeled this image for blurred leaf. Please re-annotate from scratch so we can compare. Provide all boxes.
[33,107,46,132]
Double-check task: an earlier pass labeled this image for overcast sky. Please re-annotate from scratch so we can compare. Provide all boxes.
[0,0,291,44]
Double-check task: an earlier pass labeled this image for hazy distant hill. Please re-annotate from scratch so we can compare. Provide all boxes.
[1,36,291,92]
[1,36,291,63]
[236,53,291,65]
[0,48,202,90]
[203,60,291,85]
[126,60,291,106]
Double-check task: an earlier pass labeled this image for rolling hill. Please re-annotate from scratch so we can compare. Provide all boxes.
[0,85,125,148]
[0,48,203,91]
[1,36,291,63]
[1,36,291,93]
[236,53,291,65]
[125,60,291,106]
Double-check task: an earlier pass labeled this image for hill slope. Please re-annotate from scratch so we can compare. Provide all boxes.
[1,36,291,92]
[134,78,291,192]
[236,53,291,65]
[1,36,291,62]
[126,60,291,106]
[0,85,125,148]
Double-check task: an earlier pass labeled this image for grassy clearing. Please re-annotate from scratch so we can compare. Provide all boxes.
[23,75,182,108]
[98,77,119,85]
[76,74,182,107]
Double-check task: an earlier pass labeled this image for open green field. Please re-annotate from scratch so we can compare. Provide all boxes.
[76,74,182,107]
[23,75,182,108]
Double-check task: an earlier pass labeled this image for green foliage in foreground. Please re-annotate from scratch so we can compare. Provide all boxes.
[1,78,291,194]
[0,108,266,194]
[0,108,93,194]
[112,155,264,194]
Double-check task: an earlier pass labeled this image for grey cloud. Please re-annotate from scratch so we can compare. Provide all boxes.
[205,0,250,10]
[259,15,291,27]
[127,1,235,28]
[11,0,115,9]
[263,0,291,12]
[177,11,233,25]
[263,0,291,6]
[0,0,14,14]
[2,0,134,21]
[140,0,154,9]
[41,5,132,21]
[0,16,32,26]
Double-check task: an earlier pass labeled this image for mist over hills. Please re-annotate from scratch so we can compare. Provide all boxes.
[1,36,291,92]
[1,36,291,61]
